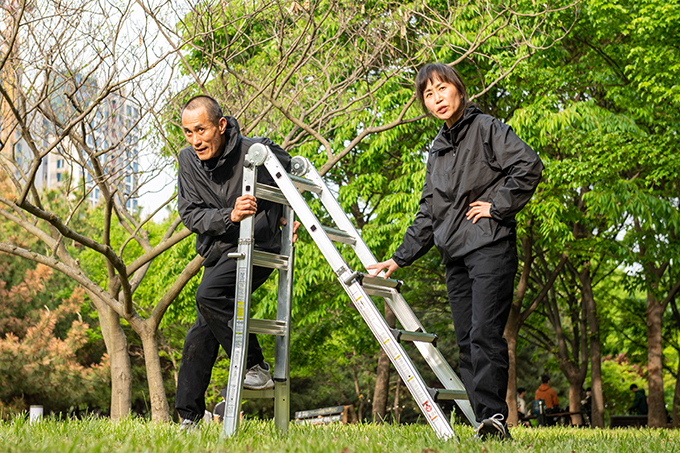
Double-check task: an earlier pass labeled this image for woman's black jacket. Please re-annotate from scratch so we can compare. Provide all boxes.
[392,106,543,266]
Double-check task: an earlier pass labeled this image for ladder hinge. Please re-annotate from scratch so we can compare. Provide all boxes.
[342,270,363,286]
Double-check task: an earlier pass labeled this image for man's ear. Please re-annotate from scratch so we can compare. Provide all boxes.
[218,116,228,134]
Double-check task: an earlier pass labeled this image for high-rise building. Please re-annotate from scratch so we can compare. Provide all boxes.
[2,71,141,213]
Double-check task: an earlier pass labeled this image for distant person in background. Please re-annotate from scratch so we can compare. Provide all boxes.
[628,384,648,415]
[535,375,560,410]
[582,387,592,424]
[517,387,527,420]
[517,387,527,423]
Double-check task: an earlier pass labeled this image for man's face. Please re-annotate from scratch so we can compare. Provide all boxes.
[181,107,227,161]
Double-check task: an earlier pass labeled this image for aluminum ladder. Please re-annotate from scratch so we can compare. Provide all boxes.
[222,143,479,440]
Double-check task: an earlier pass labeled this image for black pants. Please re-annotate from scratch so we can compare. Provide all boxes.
[445,239,517,422]
[175,253,274,421]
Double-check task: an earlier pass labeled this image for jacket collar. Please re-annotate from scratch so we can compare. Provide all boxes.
[199,116,242,172]
[431,105,482,154]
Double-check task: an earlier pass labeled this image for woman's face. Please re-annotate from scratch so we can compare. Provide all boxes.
[423,77,464,128]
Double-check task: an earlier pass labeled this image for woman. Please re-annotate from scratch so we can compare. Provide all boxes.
[368,63,543,440]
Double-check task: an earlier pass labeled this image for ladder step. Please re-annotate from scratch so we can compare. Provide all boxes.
[255,183,290,206]
[288,173,322,194]
[427,387,469,401]
[242,388,276,399]
[249,319,287,336]
[253,250,289,270]
[322,226,356,245]
[390,328,437,345]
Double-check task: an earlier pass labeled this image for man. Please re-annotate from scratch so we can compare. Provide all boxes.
[175,95,292,430]
[535,375,560,410]
[628,384,649,415]
[517,387,527,420]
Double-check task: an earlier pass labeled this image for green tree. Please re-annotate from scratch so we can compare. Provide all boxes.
[0,260,109,418]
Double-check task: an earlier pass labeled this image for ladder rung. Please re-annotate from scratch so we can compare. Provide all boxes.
[427,387,469,401]
[343,272,402,291]
[255,183,290,206]
[288,173,322,194]
[252,250,289,270]
[248,319,287,336]
[390,328,437,345]
[361,274,402,290]
[242,388,276,399]
[322,226,356,245]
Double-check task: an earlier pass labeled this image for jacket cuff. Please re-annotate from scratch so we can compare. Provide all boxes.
[392,253,409,268]
[221,207,239,233]
[489,203,505,221]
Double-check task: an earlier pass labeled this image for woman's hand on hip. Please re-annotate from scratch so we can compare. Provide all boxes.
[466,201,492,224]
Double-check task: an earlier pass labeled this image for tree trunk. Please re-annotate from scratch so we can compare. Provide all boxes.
[504,318,520,427]
[568,381,584,426]
[140,325,172,422]
[646,292,666,428]
[503,235,533,428]
[101,306,132,419]
[580,268,604,428]
[372,303,396,423]
[673,356,680,428]
[392,378,402,424]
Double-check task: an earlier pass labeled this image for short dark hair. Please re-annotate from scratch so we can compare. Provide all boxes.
[182,95,224,125]
[630,384,638,391]
[517,387,526,394]
[415,63,468,114]
[541,375,550,384]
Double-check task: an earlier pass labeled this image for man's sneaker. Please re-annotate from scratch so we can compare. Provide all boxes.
[178,418,199,433]
[243,361,275,390]
[474,413,512,440]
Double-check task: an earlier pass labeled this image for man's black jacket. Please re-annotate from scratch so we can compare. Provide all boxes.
[178,116,291,267]
[393,106,543,265]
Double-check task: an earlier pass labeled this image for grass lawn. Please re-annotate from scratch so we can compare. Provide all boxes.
[0,417,678,452]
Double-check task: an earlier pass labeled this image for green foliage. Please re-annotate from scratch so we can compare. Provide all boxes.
[598,354,648,419]
[0,263,109,418]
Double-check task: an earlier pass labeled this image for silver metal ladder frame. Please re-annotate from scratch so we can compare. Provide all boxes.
[222,143,479,440]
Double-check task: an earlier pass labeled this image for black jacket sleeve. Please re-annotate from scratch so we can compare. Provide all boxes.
[486,120,544,221]
[392,157,435,267]
[177,151,239,237]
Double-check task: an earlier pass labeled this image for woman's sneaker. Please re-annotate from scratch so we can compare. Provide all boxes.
[178,418,199,433]
[243,362,274,390]
[474,413,512,440]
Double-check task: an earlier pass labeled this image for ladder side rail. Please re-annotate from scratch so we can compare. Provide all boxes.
[260,152,354,274]
[385,289,479,428]
[222,164,259,437]
[258,148,456,440]
[342,280,456,440]
[302,162,380,267]
[301,157,478,428]
[273,205,295,433]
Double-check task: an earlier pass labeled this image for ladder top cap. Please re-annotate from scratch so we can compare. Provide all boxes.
[247,143,268,166]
